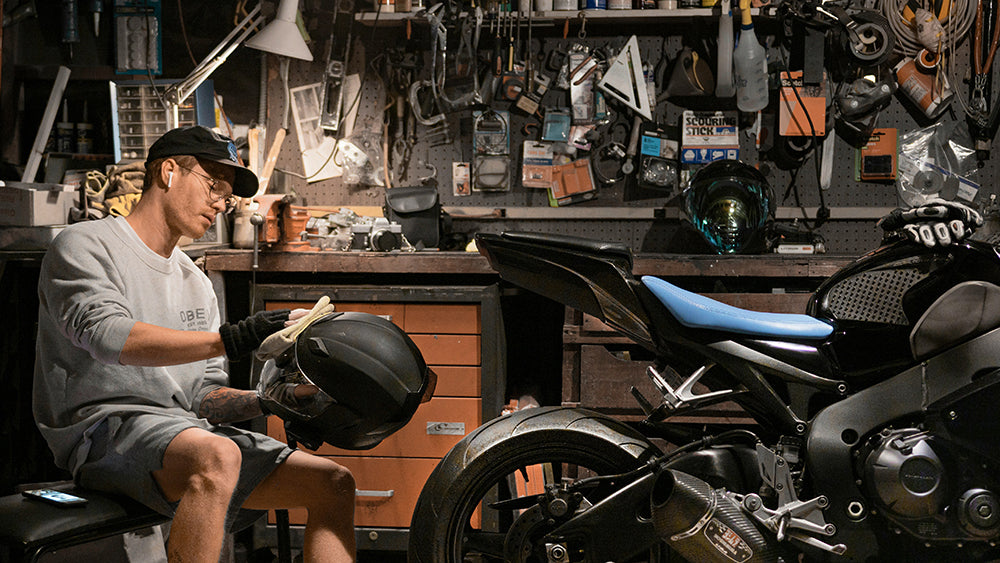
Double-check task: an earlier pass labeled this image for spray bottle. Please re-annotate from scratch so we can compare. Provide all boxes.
[733,0,768,112]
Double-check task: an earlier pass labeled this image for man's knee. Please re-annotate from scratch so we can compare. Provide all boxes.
[182,435,243,494]
[310,458,355,502]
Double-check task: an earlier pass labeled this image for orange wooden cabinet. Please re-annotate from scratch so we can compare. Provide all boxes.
[253,285,503,547]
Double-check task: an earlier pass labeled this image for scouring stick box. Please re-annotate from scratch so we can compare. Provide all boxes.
[680,111,739,164]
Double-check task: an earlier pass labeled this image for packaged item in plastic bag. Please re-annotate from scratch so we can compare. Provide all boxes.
[897,122,979,207]
[338,131,385,187]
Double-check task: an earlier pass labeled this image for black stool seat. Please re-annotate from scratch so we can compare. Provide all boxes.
[0,482,169,563]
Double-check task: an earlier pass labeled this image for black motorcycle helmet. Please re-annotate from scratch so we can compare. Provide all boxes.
[257,311,434,450]
[683,159,775,254]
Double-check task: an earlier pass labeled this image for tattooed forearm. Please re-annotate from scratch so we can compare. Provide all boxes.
[199,387,263,423]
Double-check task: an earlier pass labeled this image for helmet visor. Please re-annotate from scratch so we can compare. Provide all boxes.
[258,357,336,419]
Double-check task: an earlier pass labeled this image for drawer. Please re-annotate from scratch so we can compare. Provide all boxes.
[268,456,442,528]
[266,396,481,458]
[403,304,480,334]
[576,344,654,410]
[410,334,481,365]
[266,301,406,327]
[429,365,481,397]
[265,302,481,364]
[568,344,750,422]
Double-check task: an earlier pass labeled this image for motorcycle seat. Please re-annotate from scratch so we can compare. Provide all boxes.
[641,276,834,339]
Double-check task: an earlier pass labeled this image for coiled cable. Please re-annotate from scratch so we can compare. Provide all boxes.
[881,0,977,56]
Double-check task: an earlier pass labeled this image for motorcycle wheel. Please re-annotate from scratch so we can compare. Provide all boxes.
[408,406,663,563]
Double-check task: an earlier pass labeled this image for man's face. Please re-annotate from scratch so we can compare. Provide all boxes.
[166,158,236,239]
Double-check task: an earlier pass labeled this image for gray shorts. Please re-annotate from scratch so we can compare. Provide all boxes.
[76,413,293,532]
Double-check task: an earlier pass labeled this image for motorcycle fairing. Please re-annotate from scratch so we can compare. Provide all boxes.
[806,324,1000,561]
[930,368,1000,465]
[641,276,834,339]
[475,232,656,350]
[909,280,1000,358]
[810,240,1000,380]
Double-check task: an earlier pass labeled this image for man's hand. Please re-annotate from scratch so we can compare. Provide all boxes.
[256,296,335,361]
[257,381,321,417]
[219,309,290,360]
[878,199,984,248]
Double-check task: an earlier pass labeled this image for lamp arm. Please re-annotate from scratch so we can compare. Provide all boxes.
[163,4,264,107]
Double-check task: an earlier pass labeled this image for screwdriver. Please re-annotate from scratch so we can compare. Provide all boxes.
[89,0,103,37]
[61,0,80,59]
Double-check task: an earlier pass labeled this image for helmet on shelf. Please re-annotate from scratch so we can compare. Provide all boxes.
[257,311,434,450]
[684,159,775,254]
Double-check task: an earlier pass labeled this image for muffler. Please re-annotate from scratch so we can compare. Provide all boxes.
[651,468,786,563]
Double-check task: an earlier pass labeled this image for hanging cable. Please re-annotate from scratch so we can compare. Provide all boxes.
[882,0,977,56]
[777,46,830,230]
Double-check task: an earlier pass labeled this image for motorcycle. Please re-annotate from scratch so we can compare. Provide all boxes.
[408,229,1000,563]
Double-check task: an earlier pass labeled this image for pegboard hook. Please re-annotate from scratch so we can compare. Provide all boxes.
[417,160,438,185]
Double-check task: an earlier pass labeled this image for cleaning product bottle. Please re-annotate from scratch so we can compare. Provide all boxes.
[733,0,768,112]
[715,0,736,98]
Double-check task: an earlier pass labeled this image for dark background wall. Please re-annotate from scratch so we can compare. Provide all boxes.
[7,1,996,257]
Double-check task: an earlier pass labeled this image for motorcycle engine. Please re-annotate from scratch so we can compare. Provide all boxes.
[860,428,1000,540]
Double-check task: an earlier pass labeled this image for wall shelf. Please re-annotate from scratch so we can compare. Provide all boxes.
[355,7,758,25]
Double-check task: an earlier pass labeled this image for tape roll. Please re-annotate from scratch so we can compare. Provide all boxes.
[851,21,892,62]
[913,170,944,193]
[916,49,940,71]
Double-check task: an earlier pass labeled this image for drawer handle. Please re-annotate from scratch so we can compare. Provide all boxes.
[356,489,395,498]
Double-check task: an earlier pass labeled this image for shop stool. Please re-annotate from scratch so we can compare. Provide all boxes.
[0,481,169,563]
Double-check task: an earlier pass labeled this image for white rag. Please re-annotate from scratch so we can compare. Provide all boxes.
[256,296,336,360]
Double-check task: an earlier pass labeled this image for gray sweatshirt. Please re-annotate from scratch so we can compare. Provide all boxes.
[34,216,227,474]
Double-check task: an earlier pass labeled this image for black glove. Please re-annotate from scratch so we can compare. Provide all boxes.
[219,309,290,360]
[877,199,984,248]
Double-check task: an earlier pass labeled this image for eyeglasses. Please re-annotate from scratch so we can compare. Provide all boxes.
[178,165,238,213]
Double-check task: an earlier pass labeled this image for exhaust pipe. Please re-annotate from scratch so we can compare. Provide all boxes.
[651,469,786,563]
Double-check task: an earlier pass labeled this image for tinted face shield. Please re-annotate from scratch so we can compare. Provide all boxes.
[684,160,773,254]
[257,348,336,421]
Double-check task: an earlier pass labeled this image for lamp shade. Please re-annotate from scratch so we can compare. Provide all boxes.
[245,0,313,61]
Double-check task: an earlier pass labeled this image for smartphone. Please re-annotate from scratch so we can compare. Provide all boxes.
[21,488,89,507]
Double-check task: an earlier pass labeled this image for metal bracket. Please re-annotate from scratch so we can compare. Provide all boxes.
[645,364,740,412]
[731,444,847,556]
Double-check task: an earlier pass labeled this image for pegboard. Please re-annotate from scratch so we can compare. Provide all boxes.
[263,10,1000,256]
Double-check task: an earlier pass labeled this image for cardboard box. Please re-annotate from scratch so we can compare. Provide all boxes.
[0,182,78,226]
[0,225,67,250]
[680,111,739,164]
[779,71,826,137]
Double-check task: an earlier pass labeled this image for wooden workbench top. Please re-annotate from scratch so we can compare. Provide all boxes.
[203,249,859,277]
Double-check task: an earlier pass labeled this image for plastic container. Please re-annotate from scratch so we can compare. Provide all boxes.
[56,122,75,153]
[733,9,768,112]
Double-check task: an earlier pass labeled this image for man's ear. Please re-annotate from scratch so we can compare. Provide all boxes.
[160,158,178,189]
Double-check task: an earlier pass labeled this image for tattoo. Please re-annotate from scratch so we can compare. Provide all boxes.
[199,387,262,424]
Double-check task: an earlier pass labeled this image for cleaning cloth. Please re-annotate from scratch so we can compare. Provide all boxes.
[256,296,336,360]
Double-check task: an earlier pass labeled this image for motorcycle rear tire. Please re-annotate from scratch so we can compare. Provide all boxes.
[407,406,662,563]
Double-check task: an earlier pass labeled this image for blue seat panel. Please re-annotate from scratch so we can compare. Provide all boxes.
[641,276,833,340]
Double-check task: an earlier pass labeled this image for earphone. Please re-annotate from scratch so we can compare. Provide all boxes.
[167,171,173,187]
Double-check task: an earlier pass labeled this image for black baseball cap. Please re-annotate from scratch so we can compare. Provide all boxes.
[146,125,259,198]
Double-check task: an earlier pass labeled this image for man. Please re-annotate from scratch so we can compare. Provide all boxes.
[33,126,356,562]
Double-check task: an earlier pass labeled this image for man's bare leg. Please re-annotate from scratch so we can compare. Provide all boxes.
[244,450,356,562]
[153,427,243,563]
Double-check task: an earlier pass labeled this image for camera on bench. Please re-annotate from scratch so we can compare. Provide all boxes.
[350,217,403,252]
